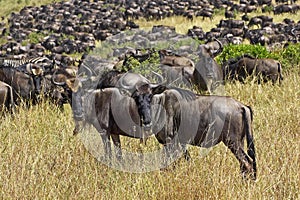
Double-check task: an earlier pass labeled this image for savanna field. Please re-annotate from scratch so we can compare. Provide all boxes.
[0,0,300,199]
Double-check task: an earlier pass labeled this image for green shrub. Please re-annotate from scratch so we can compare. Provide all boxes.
[122,50,161,78]
[217,43,300,70]
[217,44,272,64]
[27,31,46,44]
[279,43,300,68]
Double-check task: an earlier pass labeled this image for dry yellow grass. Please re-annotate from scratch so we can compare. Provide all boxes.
[1,2,300,199]
[135,9,300,34]
[0,67,299,199]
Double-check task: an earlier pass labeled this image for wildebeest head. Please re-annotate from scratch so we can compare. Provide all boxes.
[193,39,224,93]
[51,64,92,117]
[119,72,166,131]
[201,38,223,58]
[19,63,44,95]
[33,65,44,94]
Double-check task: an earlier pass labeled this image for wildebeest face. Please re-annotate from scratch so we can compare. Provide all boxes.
[131,83,166,131]
[33,75,42,95]
[133,92,153,130]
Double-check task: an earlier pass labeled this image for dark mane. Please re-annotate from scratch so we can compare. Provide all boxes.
[96,70,124,89]
[169,86,197,102]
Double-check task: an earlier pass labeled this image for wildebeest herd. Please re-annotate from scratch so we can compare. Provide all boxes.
[1,0,297,179]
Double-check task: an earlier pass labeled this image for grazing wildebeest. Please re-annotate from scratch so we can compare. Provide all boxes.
[192,39,224,93]
[222,54,284,84]
[0,81,14,113]
[152,88,257,179]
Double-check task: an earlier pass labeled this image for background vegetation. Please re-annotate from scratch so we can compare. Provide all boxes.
[0,1,300,199]
[0,0,58,17]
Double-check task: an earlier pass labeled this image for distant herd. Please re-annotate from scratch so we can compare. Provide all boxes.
[1,0,298,179]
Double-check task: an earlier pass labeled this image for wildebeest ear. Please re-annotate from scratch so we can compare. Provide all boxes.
[31,67,43,76]
[66,78,82,93]
[152,85,167,95]
[119,88,131,96]
[28,64,43,76]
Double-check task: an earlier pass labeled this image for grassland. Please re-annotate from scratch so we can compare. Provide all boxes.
[135,8,300,34]
[1,1,300,199]
[1,67,299,199]
[0,0,58,18]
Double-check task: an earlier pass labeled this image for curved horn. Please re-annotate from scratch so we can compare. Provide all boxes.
[77,63,94,82]
[51,69,66,86]
[291,28,296,37]
[151,70,166,85]
[118,72,135,90]
[216,38,223,50]
[79,63,93,77]
[213,38,223,57]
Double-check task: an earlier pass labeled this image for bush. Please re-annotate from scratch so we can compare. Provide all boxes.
[122,50,162,78]
[279,43,300,68]
[217,43,300,70]
[216,44,272,64]
[27,31,46,44]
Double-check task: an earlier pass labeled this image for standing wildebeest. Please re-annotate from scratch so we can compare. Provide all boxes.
[158,49,195,88]
[222,54,283,84]
[0,81,14,112]
[0,66,44,105]
[192,39,224,93]
[152,88,257,179]
[72,72,166,160]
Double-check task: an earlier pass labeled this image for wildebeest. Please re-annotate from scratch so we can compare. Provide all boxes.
[72,72,166,160]
[158,49,195,88]
[50,63,95,110]
[192,39,224,93]
[0,66,43,105]
[152,88,257,179]
[0,81,14,113]
[222,54,284,84]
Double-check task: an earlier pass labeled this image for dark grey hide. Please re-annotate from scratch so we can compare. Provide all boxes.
[72,72,166,160]
[192,42,224,93]
[152,89,257,179]
[223,55,284,84]
[158,49,195,88]
[0,81,14,112]
[0,67,42,105]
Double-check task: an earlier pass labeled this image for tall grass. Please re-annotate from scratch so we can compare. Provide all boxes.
[0,1,299,199]
[0,67,299,199]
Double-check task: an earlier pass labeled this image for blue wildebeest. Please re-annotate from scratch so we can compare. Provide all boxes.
[152,88,257,179]
[72,71,166,160]
[0,65,44,105]
[0,81,14,113]
[222,54,284,84]
[158,49,195,88]
[192,39,224,93]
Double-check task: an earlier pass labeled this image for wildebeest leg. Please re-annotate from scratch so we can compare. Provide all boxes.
[181,144,191,161]
[163,135,183,167]
[163,136,173,165]
[100,133,112,161]
[73,120,84,135]
[226,142,255,180]
[206,79,212,94]
[111,134,122,161]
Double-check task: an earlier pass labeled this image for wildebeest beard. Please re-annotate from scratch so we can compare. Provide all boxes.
[131,83,154,131]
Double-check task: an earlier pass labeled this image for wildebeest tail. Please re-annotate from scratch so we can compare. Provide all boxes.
[278,62,283,83]
[2,82,14,112]
[243,106,257,179]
